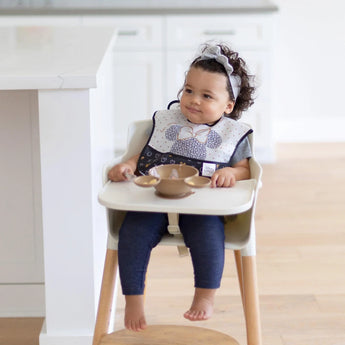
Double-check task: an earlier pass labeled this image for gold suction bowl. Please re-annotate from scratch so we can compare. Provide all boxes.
[184,175,211,188]
[149,164,199,198]
[134,175,160,187]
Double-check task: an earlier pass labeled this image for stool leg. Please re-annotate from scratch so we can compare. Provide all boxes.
[93,248,118,345]
[234,250,244,308]
[242,255,262,345]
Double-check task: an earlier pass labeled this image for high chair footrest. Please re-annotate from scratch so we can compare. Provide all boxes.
[99,325,239,345]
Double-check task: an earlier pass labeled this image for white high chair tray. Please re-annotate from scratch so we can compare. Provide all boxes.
[98,179,256,215]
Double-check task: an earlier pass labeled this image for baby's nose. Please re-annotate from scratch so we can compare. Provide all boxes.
[191,95,201,104]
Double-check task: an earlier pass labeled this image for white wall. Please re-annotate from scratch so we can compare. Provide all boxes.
[272,0,345,142]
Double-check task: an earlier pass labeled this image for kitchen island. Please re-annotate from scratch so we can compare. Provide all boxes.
[0,26,117,345]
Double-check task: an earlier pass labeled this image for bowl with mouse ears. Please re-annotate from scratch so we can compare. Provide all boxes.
[134,163,211,198]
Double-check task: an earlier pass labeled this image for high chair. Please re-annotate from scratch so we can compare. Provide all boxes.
[94,119,263,345]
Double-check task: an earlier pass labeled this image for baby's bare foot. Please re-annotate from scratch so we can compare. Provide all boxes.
[184,288,216,321]
[124,295,147,331]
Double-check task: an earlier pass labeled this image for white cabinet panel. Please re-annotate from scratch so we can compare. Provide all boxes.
[166,14,274,50]
[112,51,164,151]
[82,16,163,49]
[0,285,45,317]
[165,50,194,104]
[0,90,44,283]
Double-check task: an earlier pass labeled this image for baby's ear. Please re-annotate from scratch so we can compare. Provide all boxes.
[224,101,235,115]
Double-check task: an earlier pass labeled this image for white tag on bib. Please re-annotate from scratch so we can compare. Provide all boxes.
[202,163,216,177]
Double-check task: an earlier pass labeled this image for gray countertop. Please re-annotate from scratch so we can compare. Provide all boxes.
[0,0,278,15]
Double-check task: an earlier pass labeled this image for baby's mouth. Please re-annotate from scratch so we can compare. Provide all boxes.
[186,106,200,113]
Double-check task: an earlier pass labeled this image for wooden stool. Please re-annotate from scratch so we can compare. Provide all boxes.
[99,325,239,345]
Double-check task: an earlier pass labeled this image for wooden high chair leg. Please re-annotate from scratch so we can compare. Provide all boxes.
[234,250,244,307]
[93,248,118,345]
[242,255,262,345]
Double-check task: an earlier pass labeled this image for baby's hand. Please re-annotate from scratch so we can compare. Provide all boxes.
[210,168,236,188]
[108,163,134,182]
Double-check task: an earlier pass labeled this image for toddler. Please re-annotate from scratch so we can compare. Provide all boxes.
[108,42,255,331]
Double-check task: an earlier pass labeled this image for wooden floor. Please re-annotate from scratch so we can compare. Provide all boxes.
[1,143,345,345]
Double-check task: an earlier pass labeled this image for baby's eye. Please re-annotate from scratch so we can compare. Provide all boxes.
[203,94,212,99]
[184,88,192,94]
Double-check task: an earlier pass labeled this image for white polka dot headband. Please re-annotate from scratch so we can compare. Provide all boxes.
[198,45,241,100]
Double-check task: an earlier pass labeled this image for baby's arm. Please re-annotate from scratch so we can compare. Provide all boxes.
[107,154,140,182]
[210,158,250,188]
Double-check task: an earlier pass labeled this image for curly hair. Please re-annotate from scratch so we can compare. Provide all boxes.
[181,43,256,120]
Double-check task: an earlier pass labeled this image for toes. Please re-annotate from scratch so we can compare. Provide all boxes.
[139,318,147,331]
[125,319,135,332]
[125,318,147,332]
[184,309,208,321]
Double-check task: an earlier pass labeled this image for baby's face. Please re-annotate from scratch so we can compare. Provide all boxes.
[180,67,234,125]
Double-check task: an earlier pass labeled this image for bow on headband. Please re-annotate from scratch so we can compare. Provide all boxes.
[199,45,241,100]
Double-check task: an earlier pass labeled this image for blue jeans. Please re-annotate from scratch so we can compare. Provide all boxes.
[118,211,225,295]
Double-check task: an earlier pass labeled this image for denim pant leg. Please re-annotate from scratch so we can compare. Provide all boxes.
[118,211,168,295]
[179,214,225,289]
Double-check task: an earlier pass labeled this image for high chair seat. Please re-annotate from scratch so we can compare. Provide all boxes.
[94,119,263,345]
